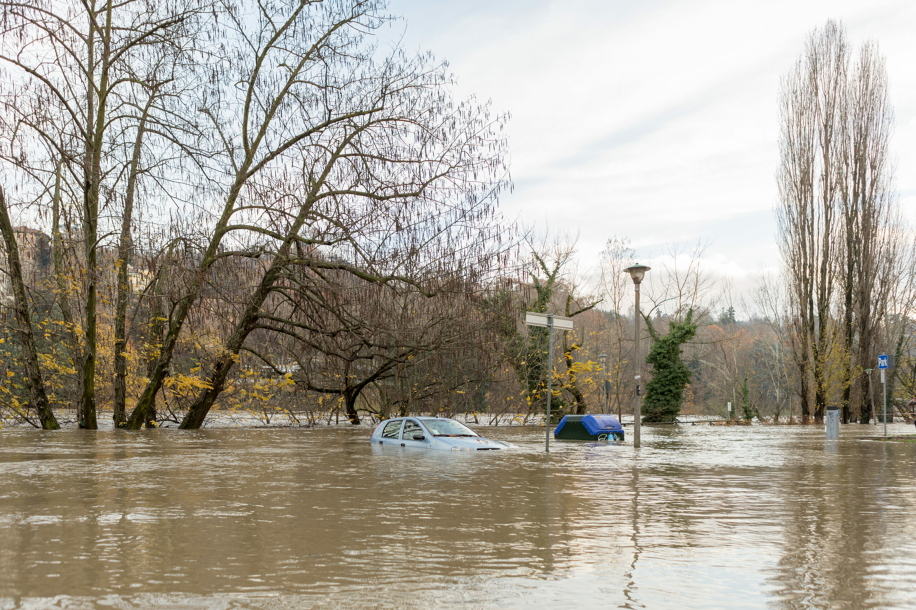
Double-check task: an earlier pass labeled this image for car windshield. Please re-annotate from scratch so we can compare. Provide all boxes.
[422,419,478,437]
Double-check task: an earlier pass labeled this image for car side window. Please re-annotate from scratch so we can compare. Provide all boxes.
[382,420,402,439]
[402,420,423,440]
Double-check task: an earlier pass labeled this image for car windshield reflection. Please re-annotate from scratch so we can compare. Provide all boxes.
[422,420,478,437]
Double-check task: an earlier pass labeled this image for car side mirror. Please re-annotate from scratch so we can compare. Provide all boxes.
[412,434,425,441]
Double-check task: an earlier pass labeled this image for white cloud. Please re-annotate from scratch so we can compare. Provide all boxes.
[387,0,916,282]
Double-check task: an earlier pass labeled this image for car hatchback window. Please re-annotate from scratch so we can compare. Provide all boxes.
[402,420,423,440]
[382,420,402,439]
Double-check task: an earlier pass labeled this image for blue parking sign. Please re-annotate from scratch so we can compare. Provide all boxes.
[878,354,888,369]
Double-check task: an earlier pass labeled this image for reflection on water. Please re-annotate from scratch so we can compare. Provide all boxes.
[1,424,915,609]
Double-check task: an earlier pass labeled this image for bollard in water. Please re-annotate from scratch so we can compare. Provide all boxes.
[825,406,839,440]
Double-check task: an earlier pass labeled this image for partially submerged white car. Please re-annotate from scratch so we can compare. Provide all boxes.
[370,417,516,451]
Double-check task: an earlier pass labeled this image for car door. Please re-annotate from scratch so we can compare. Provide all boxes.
[378,419,403,446]
[400,419,428,448]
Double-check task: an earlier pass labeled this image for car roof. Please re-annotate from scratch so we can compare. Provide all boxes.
[386,416,450,420]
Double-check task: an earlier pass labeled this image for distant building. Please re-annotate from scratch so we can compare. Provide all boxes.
[0,226,52,305]
[127,265,155,293]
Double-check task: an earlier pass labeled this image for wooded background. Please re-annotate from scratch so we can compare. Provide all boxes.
[0,6,913,429]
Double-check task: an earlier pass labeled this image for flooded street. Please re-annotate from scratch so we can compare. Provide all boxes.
[1,423,915,609]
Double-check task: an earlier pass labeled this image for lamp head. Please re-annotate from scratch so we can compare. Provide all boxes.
[597,353,607,367]
[624,263,651,284]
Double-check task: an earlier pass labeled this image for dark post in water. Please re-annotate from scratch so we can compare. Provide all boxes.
[624,264,650,449]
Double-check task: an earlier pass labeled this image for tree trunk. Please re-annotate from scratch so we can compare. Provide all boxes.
[177,247,297,429]
[793,328,811,423]
[885,333,906,424]
[344,390,361,425]
[113,102,151,427]
[50,162,81,358]
[563,294,587,415]
[80,173,99,430]
[79,0,117,431]
[563,338,587,415]
[0,188,59,430]
[142,255,170,428]
[864,373,876,424]
[125,177,249,429]
[51,162,84,410]
[841,280,853,424]
[173,136,354,430]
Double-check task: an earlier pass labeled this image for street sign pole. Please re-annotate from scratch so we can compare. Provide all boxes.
[883,368,887,437]
[878,354,889,436]
[524,312,574,453]
[545,315,554,453]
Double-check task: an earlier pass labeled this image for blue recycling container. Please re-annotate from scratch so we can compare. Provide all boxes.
[554,414,624,440]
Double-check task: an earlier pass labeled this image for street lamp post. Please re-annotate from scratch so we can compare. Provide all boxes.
[598,353,608,414]
[624,264,650,449]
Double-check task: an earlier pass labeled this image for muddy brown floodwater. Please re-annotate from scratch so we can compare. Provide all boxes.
[1,423,916,609]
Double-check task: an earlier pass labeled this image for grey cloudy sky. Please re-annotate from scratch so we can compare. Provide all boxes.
[385,0,916,291]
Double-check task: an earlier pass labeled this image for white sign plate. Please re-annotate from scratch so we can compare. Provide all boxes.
[524,312,574,330]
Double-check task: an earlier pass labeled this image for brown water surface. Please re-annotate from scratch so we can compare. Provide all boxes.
[1,423,915,609]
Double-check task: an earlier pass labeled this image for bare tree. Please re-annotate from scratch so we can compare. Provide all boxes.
[117,0,510,430]
[643,241,718,322]
[0,0,210,427]
[776,21,846,423]
[597,237,636,420]
[778,21,903,424]
[256,264,499,425]
[0,0,509,432]
[837,40,901,423]
[0,188,59,429]
[751,272,796,422]
[884,241,916,421]
[491,233,598,419]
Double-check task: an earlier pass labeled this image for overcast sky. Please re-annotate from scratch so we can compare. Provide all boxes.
[384,0,916,302]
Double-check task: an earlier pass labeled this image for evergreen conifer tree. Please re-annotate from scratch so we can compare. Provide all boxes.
[642,309,698,423]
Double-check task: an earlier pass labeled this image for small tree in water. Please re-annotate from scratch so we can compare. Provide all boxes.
[642,309,698,423]
[741,377,755,422]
